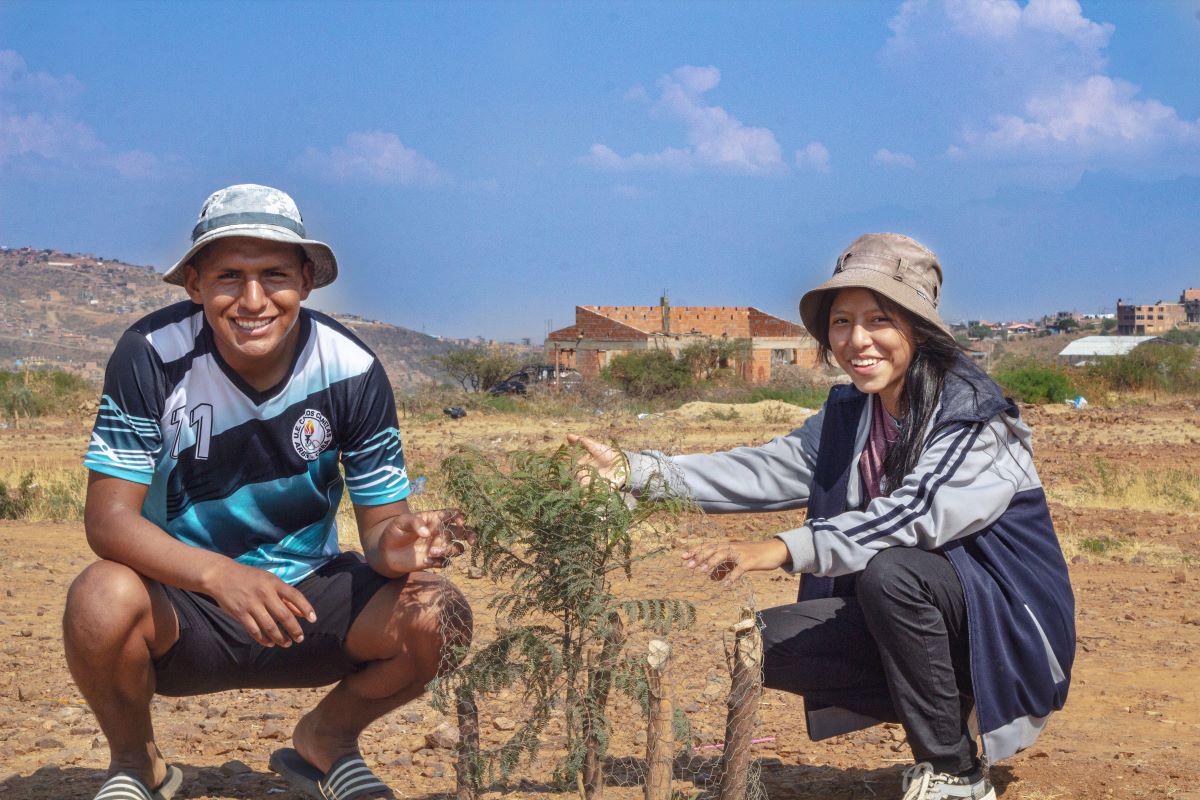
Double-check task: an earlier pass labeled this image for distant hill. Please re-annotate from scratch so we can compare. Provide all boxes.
[0,246,453,390]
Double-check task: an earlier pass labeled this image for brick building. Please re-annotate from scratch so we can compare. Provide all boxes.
[1116,297,1187,335]
[545,302,817,383]
[1182,288,1200,324]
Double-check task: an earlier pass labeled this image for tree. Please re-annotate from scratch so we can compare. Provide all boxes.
[679,337,751,381]
[602,350,692,398]
[430,348,520,393]
[434,445,695,798]
[967,324,993,340]
[1056,318,1080,332]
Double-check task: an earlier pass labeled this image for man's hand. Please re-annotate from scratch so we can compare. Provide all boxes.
[566,434,628,488]
[678,538,791,588]
[201,560,317,648]
[377,509,475,575]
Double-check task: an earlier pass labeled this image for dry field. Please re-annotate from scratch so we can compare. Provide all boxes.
[1,398,1198,799]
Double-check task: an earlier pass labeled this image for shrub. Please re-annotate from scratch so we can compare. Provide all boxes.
[0,473,35,520]
[994,364,1076,404]
[0,369,94,424]
[1088,343,1198,394]
[428,348,521,393]
[602,350,693,398]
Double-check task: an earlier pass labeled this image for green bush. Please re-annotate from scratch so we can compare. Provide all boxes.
[741,385,828,409]
[602,350,693,398]
[0,369,93,422]
[1088,343,1198,393]
[994,364,1076,404]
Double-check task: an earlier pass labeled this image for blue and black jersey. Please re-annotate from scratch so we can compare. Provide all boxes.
[85,301,410,584]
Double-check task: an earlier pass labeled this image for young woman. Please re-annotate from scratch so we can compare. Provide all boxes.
[569,233,1075,800]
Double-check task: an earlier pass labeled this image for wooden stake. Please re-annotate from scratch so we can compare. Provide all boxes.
[718,607,762,800]
[455,687,481,800]
[644,638,673,800]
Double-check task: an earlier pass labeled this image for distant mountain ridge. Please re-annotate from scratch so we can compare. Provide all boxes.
[0,246,453,390]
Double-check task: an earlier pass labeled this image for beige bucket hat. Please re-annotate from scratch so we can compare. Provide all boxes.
[799,232,950,337]
[163,184,338,288]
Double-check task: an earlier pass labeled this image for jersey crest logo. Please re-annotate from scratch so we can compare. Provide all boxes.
[292,409,333,461]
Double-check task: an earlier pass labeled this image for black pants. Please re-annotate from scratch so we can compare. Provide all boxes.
[759,546,976,775]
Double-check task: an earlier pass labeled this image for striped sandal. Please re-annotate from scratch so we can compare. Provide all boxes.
[269,748,396,800]
[92,765,182,800]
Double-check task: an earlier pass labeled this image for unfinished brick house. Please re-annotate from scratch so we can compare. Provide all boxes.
[545,300,817,383]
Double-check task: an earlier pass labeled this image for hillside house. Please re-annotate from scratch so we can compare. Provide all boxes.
[545,301,816,383]
[1117,297,1187,335]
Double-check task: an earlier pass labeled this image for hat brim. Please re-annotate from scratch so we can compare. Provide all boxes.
[162,224,337,289]
[799,268,950,339]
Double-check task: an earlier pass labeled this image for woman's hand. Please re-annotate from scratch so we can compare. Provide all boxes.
[679,538,792,588]
[566,434,629,488]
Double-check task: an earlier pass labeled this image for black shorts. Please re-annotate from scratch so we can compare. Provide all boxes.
[153,552,402,697]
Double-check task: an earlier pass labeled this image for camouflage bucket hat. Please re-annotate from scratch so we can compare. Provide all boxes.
[799,232,950,338]
[163,184,338,288]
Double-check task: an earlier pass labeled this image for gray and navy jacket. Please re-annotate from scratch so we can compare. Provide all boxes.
[626,355,1075,763]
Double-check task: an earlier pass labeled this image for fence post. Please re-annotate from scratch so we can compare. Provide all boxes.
[644,639,673,800]
[718,607,762,800]
[455,687,480,800]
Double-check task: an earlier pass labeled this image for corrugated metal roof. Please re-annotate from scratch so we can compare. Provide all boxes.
[1057,336,1165,357]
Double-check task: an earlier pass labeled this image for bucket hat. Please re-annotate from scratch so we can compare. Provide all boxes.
[799,232,950,338]
[163,184,337,288]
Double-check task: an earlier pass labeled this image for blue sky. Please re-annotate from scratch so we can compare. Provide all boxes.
[2,1,1199,341]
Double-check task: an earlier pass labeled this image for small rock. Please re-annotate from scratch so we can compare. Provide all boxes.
[206,705,227,718]
[492,716,516,731]
[401,710,424,723]
[69,726,99,736]
[16,685,32,701]
[1174,569,1189,584]
[36,736,65,749]
[391,753,414,768]
[19,629,32,637]
[91,735,107,750]
[467,566,484,579]
[220,759,253,776]
[425,721,459,750]
[260,721,289,741]
[421,762,446,779]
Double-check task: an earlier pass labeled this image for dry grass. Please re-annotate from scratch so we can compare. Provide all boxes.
[1050,460,1200,514]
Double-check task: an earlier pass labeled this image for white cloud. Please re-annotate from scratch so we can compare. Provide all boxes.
[964,75,1200,157]
[883,1,1199,175]
[0,49,176,177]
[874,148,917,169]
[297,131,447,187]
[582,65,785,176]
[795,141,830,173]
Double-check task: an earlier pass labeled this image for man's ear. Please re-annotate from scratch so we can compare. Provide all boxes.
[299,260,315,301]
[182,264,204,303]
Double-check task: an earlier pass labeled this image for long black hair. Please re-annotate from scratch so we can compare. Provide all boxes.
[813,289,966,493]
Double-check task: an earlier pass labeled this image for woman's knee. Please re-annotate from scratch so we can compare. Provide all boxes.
[855,547,925,610]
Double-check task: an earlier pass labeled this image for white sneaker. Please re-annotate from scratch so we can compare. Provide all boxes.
[901,762,996,800]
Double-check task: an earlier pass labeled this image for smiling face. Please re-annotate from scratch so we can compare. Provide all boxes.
[827,287,916,417]
[184,236,313,391]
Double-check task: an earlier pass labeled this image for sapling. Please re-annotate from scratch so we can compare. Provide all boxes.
[432,443,695,799]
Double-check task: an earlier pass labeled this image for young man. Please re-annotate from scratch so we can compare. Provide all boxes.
[66,184,471,800]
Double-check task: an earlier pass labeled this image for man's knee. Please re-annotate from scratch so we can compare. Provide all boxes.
[405,574,473,658]
[63,560,153,646]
